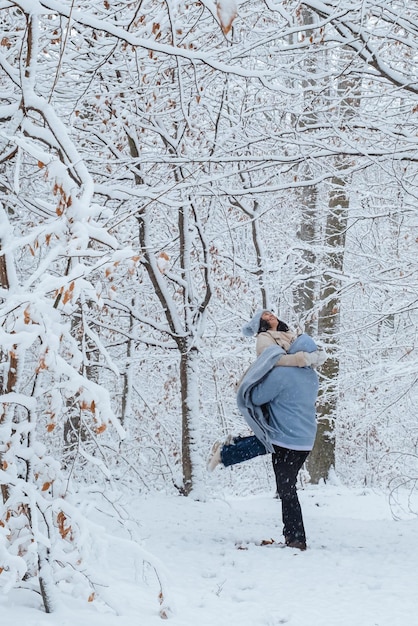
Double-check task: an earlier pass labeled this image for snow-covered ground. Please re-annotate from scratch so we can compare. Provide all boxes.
[0,483,416,626]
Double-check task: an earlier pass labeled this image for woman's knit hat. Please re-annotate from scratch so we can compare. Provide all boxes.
[242,309,269,337]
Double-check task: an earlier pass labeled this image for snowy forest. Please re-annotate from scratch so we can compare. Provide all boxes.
[1,0,418,617]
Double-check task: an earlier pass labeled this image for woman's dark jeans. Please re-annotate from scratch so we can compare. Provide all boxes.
[220,435,309,544]
[220,435,267,466]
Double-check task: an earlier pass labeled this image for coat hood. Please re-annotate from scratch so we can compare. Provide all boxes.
[242,309,269,337]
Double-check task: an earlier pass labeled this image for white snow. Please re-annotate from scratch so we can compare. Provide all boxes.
[0,483,416,625]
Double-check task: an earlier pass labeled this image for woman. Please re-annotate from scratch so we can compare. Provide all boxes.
[248,309,321,363]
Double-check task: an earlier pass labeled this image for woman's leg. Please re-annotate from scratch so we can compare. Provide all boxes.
[272,446,309,546]
[221,435,268,467]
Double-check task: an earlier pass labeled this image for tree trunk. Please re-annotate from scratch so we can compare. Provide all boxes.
[307,71,359,482]
[294,181,318,336]
[179,345,200,495]
[0,242,13,503]
[307,167,349,482]
[120,305,134,427]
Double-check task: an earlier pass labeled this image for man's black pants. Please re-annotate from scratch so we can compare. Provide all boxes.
[272,446,310,544]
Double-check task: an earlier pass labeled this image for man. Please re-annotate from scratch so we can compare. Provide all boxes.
[208,317,321,550]
[240,334,319,550]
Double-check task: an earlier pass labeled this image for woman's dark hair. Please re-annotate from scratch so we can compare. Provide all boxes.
[277,320,290,332]
[258,318,290,333]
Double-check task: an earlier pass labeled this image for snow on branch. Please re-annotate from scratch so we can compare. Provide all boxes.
[216,0,238,35]
[38,0,274,81]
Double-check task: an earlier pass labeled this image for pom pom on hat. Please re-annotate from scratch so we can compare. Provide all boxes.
[242,309,268,337]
